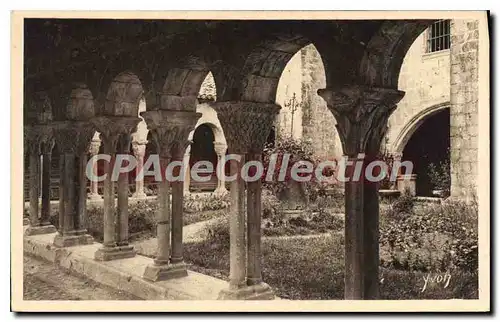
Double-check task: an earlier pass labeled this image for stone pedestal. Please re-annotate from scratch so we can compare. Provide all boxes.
[397,174,417,196]
[218,282,274,300]
[143,262,188,282]
[94,245,136,261]
[54,231,94,248]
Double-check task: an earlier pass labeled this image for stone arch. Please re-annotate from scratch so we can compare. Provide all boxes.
[160,60,217,111]
[188,121,225,146]
[103,71,144,117]
[399,107,450,197]
[392,102,450,154]
[237,34,325,103]
[66,83,96,121]
[189,123,220,192]
[359,20,435,88]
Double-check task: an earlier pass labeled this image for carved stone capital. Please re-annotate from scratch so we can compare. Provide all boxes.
[213,102,281,154]
[213,142,227,156]
[89,138,101,156]
[318,85,404,156]
[24,124,54,155]
[131,141,146,158]
[52,121,95,155]
[140,110,201,159]
[27,91,53,124]
[91,116,141,154]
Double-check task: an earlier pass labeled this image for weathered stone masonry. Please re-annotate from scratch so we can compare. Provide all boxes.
[450,20,479,199]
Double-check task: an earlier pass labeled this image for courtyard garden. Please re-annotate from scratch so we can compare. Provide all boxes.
[27,136,478,300]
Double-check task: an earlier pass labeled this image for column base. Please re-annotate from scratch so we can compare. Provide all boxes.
[218,282,275,300]
[25,224,57,236]
[94,245,136,261]
[88,193,102,200]
[143,262,188,282]
[53,232,94,247]
[213,188,228,197]
[131,192,147,199]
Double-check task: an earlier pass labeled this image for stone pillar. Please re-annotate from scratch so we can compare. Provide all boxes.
[27,133,41,229]
[319,85,404,299]
[213,142,228,196]
[214,101,279,300]
[246,152,263,286]
[116,134,133,247]
[25,126,57,235]
[132,141,147,199]
[183,144,192,195]
[52,121,94,247]
[170,141,190,266]
[88,138,102,200]
[40,139,57,227]
[93,117,139,261]
[141,110,200,281]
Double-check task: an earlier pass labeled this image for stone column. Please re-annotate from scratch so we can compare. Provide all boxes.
[132,141,147,199]
[183,144,192,195]
[52,121,95,247]
[93,116,139,261]
[170,140,190,266]
[25,126,57,235]
[141,110,200,281]
[318,85,404,299]
[88,138,102,200]
[246,152,263,286]
[214,101,279,300]
[26,132,41,230]
[116,133,133,247]
[213,142,228,196]
[389,152,403,190]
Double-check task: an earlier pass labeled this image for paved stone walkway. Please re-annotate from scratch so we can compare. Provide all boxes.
[23,255,140,300]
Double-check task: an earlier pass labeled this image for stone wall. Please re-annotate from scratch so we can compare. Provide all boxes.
[449,20,479,199]
[275,44,342,160]
[385,30,451,153]
[300,45,342,160]
[275,49,303,140]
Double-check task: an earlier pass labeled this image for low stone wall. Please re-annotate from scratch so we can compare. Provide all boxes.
[23,228,229,300]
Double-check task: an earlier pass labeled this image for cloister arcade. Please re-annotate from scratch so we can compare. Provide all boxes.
[24,19,436,300]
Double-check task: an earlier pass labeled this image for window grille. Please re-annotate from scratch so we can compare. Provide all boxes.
[427,20,450,53]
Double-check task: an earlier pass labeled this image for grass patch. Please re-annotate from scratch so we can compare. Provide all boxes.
[183,208,228,226]
[184,233,478,300]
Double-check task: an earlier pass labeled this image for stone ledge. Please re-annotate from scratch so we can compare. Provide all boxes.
[23,231,229,300]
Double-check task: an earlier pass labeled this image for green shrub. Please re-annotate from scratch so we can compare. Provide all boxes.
[428,151,451,196]
[206,215,230,247]
[184,193,230,213]
[380,197,478,273]
[389,189,415,217]
[184,232,478,299]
